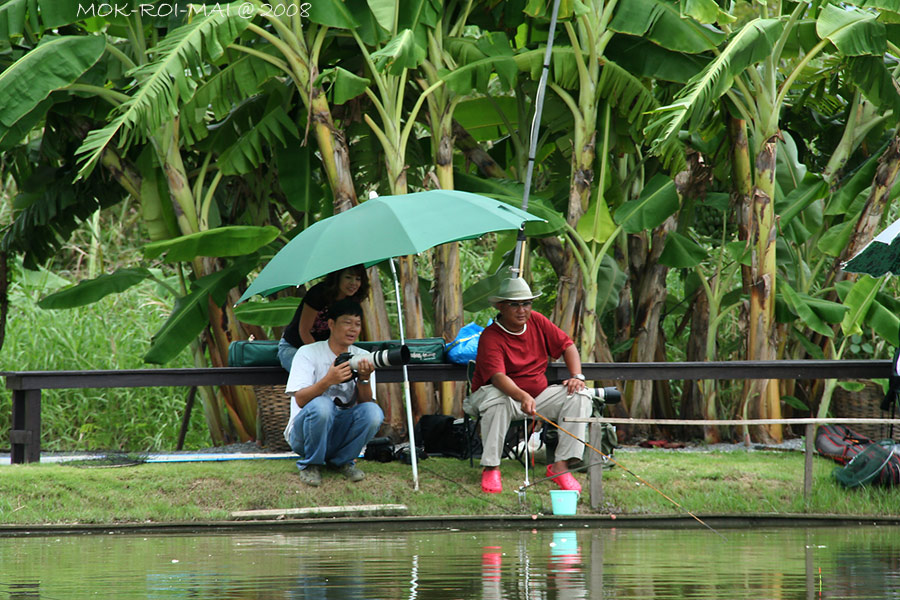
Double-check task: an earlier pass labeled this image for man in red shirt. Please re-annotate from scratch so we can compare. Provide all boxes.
[465,277,590,494]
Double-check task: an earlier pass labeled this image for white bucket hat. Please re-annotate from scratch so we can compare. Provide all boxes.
[488,277,542,303]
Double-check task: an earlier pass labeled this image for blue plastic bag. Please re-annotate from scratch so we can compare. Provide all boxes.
[446,321,488,364]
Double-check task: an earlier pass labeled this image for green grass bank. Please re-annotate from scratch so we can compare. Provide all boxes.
[2,450,898,527]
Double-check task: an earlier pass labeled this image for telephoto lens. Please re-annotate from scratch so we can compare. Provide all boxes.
[591,387,622,404]
[347,345,411,371]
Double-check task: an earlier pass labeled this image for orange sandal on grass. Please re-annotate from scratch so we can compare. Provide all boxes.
[481,468,503,493]
[546,464,581,493]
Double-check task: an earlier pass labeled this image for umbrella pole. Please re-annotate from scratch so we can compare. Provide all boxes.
[390,258,420,490]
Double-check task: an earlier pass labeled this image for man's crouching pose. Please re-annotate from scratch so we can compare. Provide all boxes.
[284,299,384,486]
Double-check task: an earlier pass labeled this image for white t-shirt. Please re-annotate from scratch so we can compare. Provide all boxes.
[283,341,377,441]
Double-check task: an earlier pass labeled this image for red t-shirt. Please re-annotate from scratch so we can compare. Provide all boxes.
[471,311,573,398]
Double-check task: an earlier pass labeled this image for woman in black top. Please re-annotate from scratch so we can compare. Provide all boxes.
[277,265,370,371]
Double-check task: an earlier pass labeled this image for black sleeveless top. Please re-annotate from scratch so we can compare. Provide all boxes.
[281,282,331,348]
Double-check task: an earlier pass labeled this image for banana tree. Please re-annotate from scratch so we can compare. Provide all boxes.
[644,1,898,442]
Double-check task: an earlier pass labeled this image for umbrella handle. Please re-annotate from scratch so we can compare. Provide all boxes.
[389,258,418,490]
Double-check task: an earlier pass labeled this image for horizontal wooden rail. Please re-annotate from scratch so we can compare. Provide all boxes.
[569,417,900,512]
[551,359,893,381]
[569,417,900,426]
[3,360,895,466]
[3,358,894,390]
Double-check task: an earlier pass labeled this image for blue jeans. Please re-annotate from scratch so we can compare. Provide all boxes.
[278,337,298,372]
[286,396,384,471]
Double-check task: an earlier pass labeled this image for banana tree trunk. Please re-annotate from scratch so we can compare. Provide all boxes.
[627,216,675,419]
[387,167,433,418]
[552,254,584,341]
[432,111,464,416]
[187,337,227,446]
[397,253,432,418]
[208,293,254,439]
[744,135,781,443]
[100,146,142,199]
[729,118,753,295]
[834,133,900,285]
[361,269,405,435]
[310,92,357,214]
[552,127,595,340]
[683,288,712,440]
[452,120,507,178]
[580,279,600,362]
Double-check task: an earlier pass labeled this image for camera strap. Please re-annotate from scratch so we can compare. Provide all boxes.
[332,396,357,409]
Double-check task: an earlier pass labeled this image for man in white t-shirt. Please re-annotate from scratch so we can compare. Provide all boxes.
[283,299,384,486]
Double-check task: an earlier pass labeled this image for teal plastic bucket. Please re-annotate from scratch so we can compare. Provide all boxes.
[549,490,579,515]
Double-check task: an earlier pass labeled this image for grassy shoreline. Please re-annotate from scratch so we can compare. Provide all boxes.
[2,448,899,527]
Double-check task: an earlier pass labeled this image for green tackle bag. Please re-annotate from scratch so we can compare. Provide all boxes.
[228,340,280,367]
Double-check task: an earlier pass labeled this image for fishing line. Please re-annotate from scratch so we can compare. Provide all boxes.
[533,410,728,541]
[417,464,545,515]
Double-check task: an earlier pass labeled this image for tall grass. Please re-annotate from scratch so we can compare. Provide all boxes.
[0,276,205,452]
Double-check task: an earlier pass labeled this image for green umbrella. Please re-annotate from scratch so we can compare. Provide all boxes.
[842,216,900,276]
[237,190,543,303]
[239,189,544,489]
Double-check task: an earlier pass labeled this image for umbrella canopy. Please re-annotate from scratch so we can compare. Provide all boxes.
[238,190,543,303]
[842,216,900,277]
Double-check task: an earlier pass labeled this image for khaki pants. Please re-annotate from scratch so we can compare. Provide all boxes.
[464,384,591,467]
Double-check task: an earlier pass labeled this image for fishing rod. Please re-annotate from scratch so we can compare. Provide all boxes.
[511,0,562,276]
[532,410,728,541]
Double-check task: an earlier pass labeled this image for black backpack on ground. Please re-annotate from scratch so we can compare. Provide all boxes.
[416,414,482,459]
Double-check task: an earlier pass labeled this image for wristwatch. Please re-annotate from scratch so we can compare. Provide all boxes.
[573,373,585,381]
[358,379,370,385]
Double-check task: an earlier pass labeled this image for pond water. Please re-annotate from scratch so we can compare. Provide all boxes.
[1,525,898,599]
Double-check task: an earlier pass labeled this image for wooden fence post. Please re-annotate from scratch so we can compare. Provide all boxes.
[11,389,41,464]
[589,422,603,510]
[804,423,815,505]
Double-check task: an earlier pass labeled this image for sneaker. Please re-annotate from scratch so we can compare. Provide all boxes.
[546,464,582,493]
[298,465,322,487]
[338,462,365,482]
[481,468,503,493]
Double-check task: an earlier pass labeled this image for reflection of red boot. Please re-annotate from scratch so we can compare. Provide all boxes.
[546,464,581,493]
[482,548,502,597]
[482,547,502,570]
[481,468,502,493]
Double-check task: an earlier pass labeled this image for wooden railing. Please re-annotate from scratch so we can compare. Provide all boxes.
[3,360,894,465]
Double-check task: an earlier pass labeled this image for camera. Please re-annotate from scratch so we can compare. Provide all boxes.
[334,345,411,374]
[589,387,622,404]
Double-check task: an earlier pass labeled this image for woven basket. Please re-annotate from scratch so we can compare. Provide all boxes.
[831,381,892,441]
[255,385,292,452]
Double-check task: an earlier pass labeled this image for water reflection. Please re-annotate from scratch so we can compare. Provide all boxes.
[1,526,899,599]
